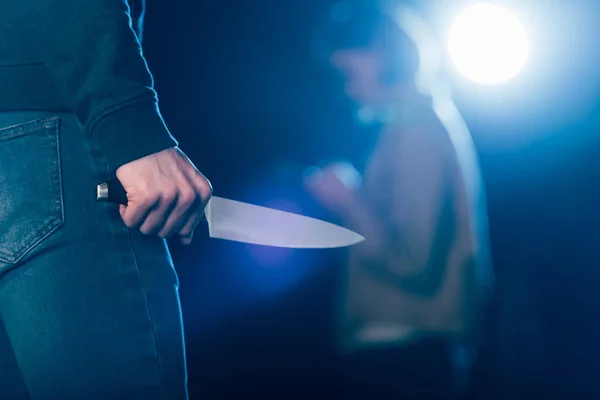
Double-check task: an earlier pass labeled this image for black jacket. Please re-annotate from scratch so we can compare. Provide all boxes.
[0,0,178,174]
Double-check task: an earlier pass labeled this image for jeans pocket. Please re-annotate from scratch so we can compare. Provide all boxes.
[0,117,64,264]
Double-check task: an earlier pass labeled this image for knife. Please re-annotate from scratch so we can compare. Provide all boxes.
[96,179,364,248]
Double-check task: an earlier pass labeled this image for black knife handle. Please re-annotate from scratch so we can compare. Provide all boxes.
[96,179,208,223]
[96,178,128,205]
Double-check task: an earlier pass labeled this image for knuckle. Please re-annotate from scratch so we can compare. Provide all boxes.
[198,181,213,201]
[179,189,197,208]
[164,195,177,206]
[162,188,177,204]
[194,172,212,192]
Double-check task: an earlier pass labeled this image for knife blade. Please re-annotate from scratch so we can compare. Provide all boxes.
[96,179,364,248]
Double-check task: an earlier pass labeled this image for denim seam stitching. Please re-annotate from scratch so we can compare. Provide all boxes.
[94,133,166,395]
[0,220,61,263]
[125,229,166,396]
[0,117,58,141]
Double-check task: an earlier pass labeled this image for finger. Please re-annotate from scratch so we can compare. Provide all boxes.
[157,184,197,238]
[139,202,174,236]
[120,195,157,229]
[138,188,177,235]
[179,232,193,246]
[169,171,211,242]
[177,205,205,239]
[177,171,212,235]
[193,172,213,203]
[161,170,211,238]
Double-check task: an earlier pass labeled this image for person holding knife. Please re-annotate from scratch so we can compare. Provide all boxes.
[0,1,211,398]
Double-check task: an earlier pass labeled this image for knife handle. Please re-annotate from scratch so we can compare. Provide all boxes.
[96,178,128,205]
[97,179,208,223]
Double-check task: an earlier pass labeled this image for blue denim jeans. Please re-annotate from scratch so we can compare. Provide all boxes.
[0,112,188,399]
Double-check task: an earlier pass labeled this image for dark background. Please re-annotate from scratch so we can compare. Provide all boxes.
[141,0,600,398]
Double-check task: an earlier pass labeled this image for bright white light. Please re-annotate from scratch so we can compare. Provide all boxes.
[447,3,529,85]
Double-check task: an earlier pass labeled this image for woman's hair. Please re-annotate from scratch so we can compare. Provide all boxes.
[311,0,441,92]
[382,1,442,93]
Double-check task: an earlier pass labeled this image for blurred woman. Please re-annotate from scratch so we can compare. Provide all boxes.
[306,1,494,398]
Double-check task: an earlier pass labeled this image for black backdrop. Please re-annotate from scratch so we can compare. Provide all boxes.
[140,1,600,398]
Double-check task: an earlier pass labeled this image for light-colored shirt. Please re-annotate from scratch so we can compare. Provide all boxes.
[337,92,493,352]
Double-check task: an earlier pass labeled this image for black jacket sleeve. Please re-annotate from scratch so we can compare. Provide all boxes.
[32,0,179,173]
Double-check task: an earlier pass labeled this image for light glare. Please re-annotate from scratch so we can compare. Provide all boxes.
[448,3,529,85]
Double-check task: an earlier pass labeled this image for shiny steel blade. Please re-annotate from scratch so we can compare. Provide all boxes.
[204,196,365,248]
